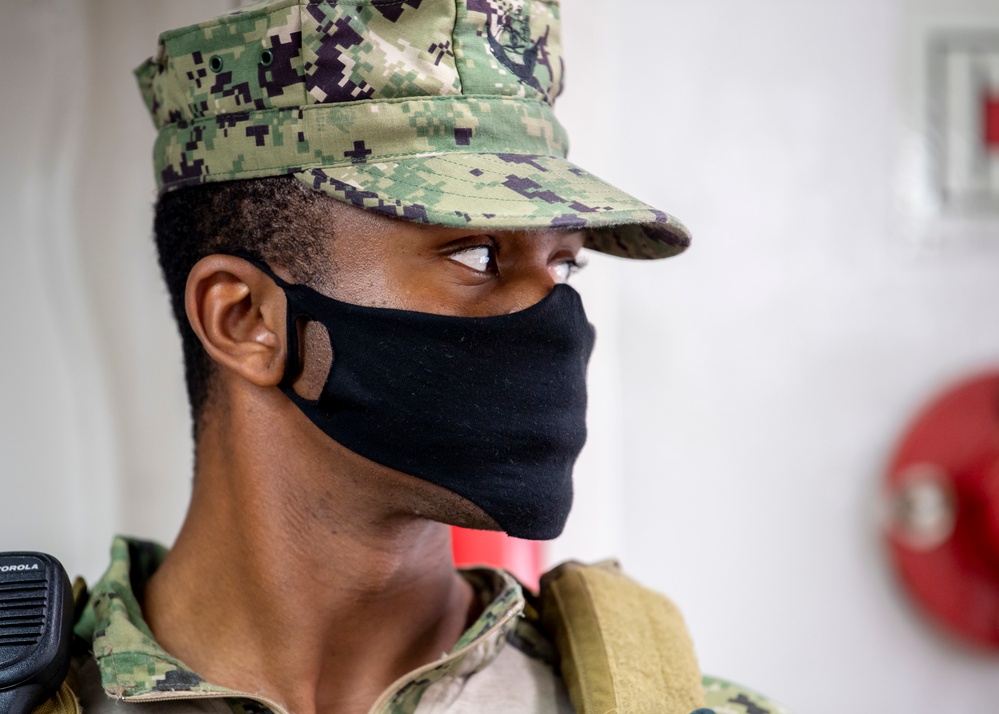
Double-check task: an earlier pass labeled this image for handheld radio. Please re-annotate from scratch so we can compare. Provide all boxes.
[0,553,73,714]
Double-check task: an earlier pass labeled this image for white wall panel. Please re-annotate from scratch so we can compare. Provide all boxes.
[606,0,999,711]
[0,0,232,578]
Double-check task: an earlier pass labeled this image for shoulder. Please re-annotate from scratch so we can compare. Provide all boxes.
[536,561,793,714]
[31,559,226,714]
[34,654,228,714]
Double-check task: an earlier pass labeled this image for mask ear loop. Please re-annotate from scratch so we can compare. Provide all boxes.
[227,251,303,393]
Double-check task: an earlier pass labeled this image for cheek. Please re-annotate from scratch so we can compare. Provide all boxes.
[291,320,333,400]
[334,255,480,315]
[322,242,402,309]
[328,275,399,309]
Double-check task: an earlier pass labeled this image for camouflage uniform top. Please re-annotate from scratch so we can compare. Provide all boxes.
[67,537,790,714]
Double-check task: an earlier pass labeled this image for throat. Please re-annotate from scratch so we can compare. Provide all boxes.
[139,386,494,714]
[142,495,478,714]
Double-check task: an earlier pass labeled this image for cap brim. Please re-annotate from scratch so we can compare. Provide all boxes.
[292,153,689,260]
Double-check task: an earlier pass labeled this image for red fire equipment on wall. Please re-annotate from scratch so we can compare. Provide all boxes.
[884,370,999,649]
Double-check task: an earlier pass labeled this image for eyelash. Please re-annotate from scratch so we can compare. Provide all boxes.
[448,244,586,277]
[561,257,585,276]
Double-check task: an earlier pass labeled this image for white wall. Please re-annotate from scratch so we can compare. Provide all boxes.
[0,0,230,577]
[557,0,999,711]
[3,1,999,712]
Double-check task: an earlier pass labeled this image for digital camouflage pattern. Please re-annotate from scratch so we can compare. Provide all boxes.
[72,537,529,714]
[135,0,690,260]
[65,537,791,714]
[702,677,794,714]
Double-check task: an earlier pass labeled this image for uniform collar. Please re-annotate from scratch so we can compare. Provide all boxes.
[74,535,526,713]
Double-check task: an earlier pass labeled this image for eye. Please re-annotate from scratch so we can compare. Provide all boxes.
[551,257,584,284]
[448,245,495,274]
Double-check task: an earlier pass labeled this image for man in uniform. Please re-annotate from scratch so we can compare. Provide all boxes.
[58,1,792,713]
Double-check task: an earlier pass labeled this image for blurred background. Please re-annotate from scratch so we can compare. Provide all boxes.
[3,0,999,711]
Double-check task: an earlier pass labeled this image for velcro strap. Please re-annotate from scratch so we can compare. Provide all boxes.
[539,561,706,714]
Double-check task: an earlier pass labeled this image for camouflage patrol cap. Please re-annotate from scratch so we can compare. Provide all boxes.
[136,0,690,259]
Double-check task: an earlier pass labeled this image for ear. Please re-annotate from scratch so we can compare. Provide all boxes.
[185,255,288,388]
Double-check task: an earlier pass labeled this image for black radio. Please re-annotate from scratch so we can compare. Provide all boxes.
[0,553,73,714]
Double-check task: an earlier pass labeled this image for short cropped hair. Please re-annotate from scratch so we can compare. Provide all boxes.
[153,177,333,433]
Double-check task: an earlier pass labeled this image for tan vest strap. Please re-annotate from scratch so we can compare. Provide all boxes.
[539,561,706,714]
[30,681,81,714]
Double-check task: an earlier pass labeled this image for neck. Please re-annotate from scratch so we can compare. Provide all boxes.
[144,392,476,714]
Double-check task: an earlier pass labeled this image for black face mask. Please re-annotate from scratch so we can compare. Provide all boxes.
[239,254,595,541]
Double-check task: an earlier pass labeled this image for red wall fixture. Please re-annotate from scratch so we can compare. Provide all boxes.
[451,527,542,591]
[884,370,999,649]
